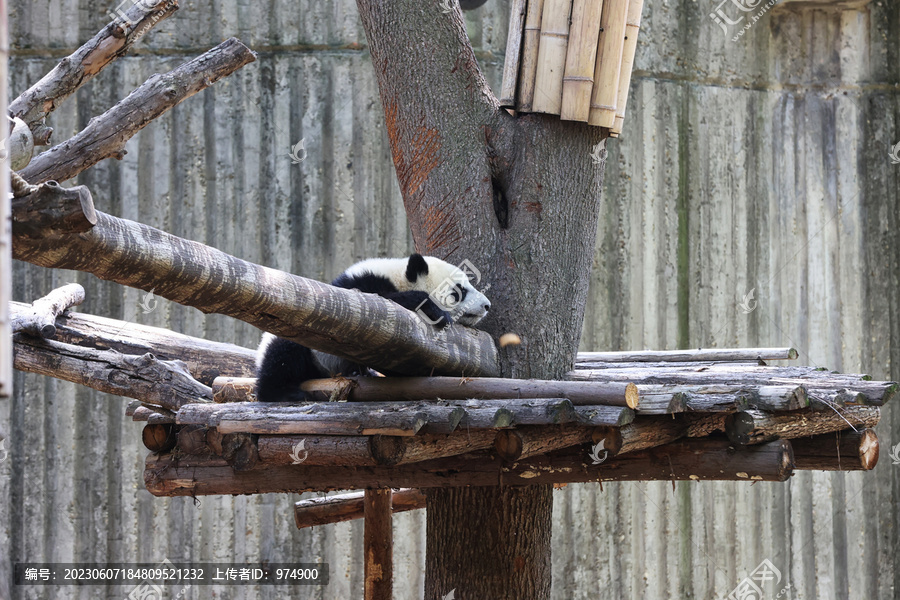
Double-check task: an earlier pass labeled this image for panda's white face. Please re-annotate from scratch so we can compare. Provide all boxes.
[340,254,491,327]
[418,256,491,326]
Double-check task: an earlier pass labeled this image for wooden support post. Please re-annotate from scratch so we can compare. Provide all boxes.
[364,488,393,600]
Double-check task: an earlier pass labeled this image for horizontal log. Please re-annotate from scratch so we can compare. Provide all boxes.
[14,335,211,410]
[493,426,596,462]
[132,406,176,424]
[792,429,878,471]
[294,489,426,529]
[12,195,499,380]
[177,399,616,436]
[301,376,639,408]
[10,302,257,386]
[212,375,639,408]
[576,347,798,363]
[258,430,497,467]
[10,283,85,338]
[571,365,896,406]
[638,384,807,412]
[144,438,794,495]
[726,405,881,445]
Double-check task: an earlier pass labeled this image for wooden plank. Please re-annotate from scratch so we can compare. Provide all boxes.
[559,0,603,121]
[532,0,574,114]
[587,0,629,126]
[499,0,528,107]
[609,0,644,135]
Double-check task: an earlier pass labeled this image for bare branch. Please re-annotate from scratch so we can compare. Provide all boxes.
[13,335,211,410]
[8,0,179,145]
[10,301,255,385]
[11,185,500,378]
[20,38,256,184]
[10,283,85,338]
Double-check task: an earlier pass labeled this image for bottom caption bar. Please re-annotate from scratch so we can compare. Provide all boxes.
[14,562,328,586]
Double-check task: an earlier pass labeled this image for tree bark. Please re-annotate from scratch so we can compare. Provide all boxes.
[355,0,606,594]
[11,186,499,379]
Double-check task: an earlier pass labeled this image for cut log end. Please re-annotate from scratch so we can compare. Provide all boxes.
[859,429,879,470]
[142,423,176,453]
[625,382,639,409]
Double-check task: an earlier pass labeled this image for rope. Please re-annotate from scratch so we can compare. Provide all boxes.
[10,170,38,198]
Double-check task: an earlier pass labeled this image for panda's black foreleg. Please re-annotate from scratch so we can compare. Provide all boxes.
[255,337,325,402]
[382,290,453,328]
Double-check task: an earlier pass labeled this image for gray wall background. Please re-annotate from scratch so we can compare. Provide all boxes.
[2,0,899,598]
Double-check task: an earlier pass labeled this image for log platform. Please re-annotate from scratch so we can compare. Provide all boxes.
[128,346,892,515]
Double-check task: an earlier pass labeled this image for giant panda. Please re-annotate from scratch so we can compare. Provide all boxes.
[255,253,491,402]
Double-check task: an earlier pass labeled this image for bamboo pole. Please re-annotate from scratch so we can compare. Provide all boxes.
[532,0,574,114]
[212,375,640,408]
[609,0,644,135]
[517,0,546,112]
[499,0,528,107]
[559,0,604,121]
[588,0,629,127]
[364,489,393,600]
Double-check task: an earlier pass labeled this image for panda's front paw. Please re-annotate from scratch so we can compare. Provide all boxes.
[415,300,453,329]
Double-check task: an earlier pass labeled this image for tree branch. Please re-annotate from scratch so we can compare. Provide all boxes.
[13,335,211,410]
[11,184,499,378]
[9,301,255,385]
[8,0,179,145]
[10,283,85,338]
[20,37,256,184]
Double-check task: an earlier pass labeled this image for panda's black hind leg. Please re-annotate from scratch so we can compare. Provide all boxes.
[255,337,324,402]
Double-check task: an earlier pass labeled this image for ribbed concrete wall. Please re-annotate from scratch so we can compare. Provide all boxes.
[2,0,898,598]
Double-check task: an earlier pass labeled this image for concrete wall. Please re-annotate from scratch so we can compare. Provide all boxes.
[2,0,898,598]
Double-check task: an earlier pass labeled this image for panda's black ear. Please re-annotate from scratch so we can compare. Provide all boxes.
[405,253,429,282]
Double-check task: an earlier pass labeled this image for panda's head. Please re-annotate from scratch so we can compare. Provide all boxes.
[404,254,491,327]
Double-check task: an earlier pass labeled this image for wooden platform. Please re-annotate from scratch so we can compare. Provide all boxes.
[133,347,893,497]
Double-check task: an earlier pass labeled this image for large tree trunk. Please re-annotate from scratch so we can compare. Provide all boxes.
[356,1,606,597]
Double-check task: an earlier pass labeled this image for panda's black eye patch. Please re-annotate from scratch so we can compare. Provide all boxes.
[452,285,467,303]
